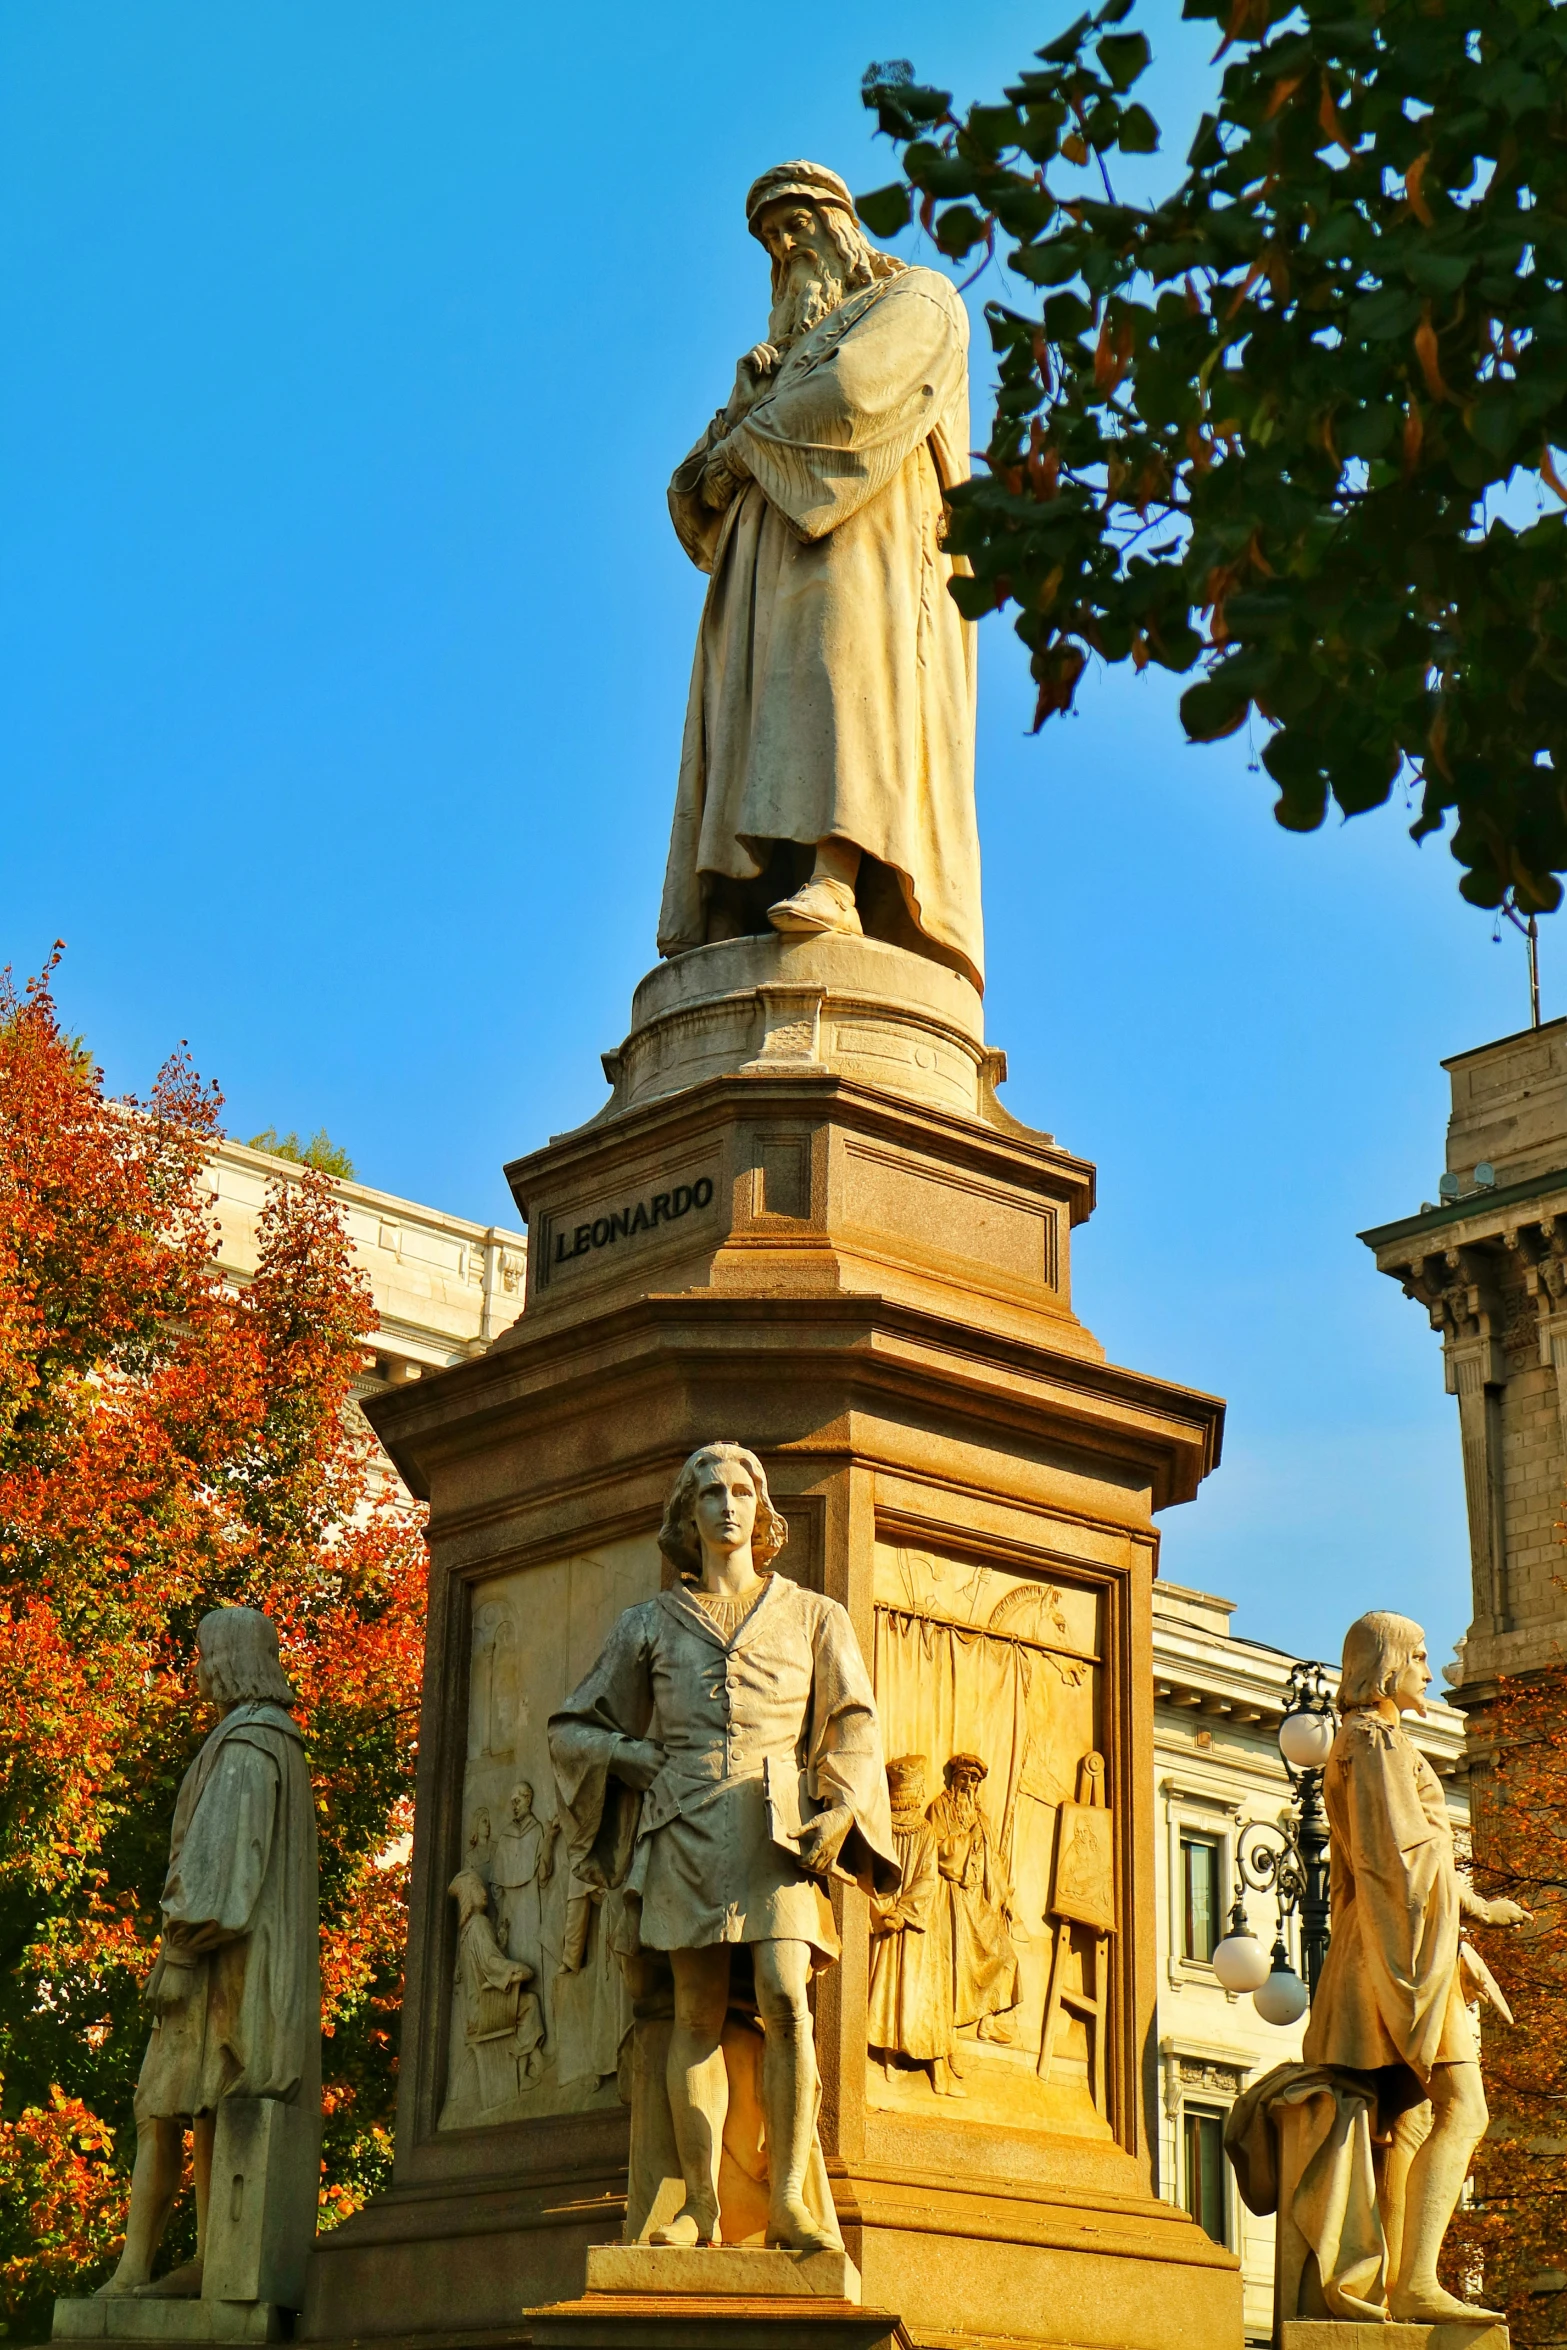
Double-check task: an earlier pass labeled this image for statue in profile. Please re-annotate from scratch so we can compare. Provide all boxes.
[548,1442,898,2252]
[658,162,982,993]
[1231,1610,1529,2327]
[95,1608,320,2308]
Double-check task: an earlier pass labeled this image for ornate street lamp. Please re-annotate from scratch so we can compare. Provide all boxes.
[1211,1661,1336,2024]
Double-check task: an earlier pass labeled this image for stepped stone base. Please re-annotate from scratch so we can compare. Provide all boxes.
[53,2303,289,2344]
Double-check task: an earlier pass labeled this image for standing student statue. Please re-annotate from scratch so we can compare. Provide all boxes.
[99,1608,320,2301]
[548,1442,899,2253]
[658,161,982,993]
[1301,1610,1529,2324]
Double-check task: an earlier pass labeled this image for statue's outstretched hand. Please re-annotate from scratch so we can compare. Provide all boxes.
[1480,1896,1533,1927]
[797,1803,853,1876]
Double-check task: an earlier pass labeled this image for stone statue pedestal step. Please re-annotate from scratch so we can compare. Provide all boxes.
[585,2249,862,2301]
[528,2246,906,2350]
[1283,2324,1510,2350]
[53,2301,289,2344]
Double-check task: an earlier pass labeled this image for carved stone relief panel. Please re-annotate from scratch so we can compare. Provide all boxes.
[866,1540,1111,2141]
[440,1531,660,2131]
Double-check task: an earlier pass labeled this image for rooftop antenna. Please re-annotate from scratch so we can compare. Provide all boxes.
[1498,898,1543,1029]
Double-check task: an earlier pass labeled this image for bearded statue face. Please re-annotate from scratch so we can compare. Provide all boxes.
[755,198,850,346]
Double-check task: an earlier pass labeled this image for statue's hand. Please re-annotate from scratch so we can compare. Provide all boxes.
[796,1804,853,1876]
[724,344,779,425]
[699,443,748,512]
[612,1736,664,1791]
[1481,1896,1533,1927]
[145,1955,196,2016]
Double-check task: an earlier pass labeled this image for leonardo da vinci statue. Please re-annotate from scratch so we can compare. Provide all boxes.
[548,1443,898,2252]
[657,161,982,993]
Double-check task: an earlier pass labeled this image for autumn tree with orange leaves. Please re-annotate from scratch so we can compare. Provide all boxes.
[0,959,426,2339]
[1446,1668,1567,2343]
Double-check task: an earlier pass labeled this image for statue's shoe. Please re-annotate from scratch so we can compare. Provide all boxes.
[766,2204,844,2256]
[1389,2287,1505,2324]
[766,879,863,939]
[132,2259,204,2300]
[649,2209,720,2248]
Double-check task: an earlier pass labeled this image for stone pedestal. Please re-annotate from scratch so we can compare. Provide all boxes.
[303,937,1239,2350]
[1282,2327,1509,2350]
[53,2304,290,2345]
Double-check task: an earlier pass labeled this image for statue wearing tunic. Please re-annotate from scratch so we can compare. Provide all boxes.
[1228,1610,1528,2330]
[548,1443,898,2253]
[658,161,981,990]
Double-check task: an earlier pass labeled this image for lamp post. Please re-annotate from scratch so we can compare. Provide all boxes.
[1212,1661,1337,2025]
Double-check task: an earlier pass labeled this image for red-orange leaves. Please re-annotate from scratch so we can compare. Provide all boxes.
[0,962,427,2323]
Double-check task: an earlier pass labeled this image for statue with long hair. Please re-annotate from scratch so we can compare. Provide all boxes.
[658,163,982,991]
[1301,1610,1529,2323]
[548,1442,898,2253]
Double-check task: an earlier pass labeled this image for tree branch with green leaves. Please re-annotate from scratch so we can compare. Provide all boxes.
[861,0,1567,911]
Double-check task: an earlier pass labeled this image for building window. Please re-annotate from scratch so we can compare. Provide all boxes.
[1183,2105,1228,2245]
[1180,1831,1222,1963]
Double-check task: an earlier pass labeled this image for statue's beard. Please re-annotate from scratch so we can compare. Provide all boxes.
[769,252,846,348]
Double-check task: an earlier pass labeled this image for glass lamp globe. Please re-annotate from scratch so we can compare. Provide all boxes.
[1254,1954,1310,2027]
[1279,1709,1336,1769]
[1212,1929,1271,1992]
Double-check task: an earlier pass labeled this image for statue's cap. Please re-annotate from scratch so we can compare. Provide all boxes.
[746,161,858,236]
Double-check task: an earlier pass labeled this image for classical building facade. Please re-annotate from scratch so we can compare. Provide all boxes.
[204,1137,529,1412]
[1360,1016,1567,1701]
[1150,1581,1468,2340]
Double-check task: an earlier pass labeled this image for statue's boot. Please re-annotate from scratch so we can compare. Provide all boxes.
[649,2208,720,2248]
[931,2057,966,2098]
[132,2259,204,2299]
[766,878,863,940]
[761,2020,842,2255]
[1389,2284,1504,2325]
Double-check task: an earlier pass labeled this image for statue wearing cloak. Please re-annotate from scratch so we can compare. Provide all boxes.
[138,1699,320,2119]
[658,162,981,992]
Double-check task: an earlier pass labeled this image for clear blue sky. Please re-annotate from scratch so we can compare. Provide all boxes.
[1,3,1544,1671]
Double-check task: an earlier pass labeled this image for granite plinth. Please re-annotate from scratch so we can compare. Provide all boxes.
[53,2302,289,2344]
[584,2249,861,2302]
[1282,2326,1509,2350]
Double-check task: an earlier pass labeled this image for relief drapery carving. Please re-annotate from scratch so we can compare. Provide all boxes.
[869,1544,1112,2137]
[439,1536,658,2130]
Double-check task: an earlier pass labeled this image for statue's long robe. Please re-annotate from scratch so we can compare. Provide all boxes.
[660,265,982,991]
[137,1702,320,2117]
[548,1573,899,1967]
[1302,1713,1476,2092]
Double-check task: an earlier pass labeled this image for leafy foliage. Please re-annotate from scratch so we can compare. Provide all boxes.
[247,1128,358,1182]
[1449,1667,1567,2338]
[862,0,1567,910]
[0,959,424,2338]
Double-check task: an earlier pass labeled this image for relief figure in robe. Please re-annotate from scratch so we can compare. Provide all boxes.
[549,1442,899,2252]
[98,1609,320,2300]
[449,1868,544,2111]
[659,161,981,990]
[927,1752,1021,2045]
[491,1782,559,1977]
[867,1755,960,2095]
